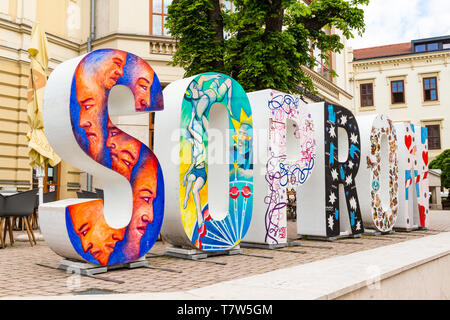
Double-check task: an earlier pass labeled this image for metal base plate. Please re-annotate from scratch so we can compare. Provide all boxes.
[364,228,399,236]
[58,257,149,276]
[240,240,301,250]
[394,225,420,232]
[303,233,363,242]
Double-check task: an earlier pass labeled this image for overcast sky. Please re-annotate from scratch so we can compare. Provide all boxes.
[347,0,450,49]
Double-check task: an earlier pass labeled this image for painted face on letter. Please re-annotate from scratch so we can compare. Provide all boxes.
[96,51,127,90]
[68,200,125,266]
[128,154,158,245]
[106,119,142,181]
[75,67,107,163]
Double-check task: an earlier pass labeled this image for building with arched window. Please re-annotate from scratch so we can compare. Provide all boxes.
[0,0,353,199]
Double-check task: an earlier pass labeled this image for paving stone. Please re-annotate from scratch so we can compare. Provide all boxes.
[0,210,449,298]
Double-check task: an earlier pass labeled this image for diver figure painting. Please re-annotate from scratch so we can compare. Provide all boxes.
[181,74,235,249]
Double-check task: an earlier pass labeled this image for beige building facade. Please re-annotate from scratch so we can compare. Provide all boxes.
[349,36,450,161]
[0,0,353,200]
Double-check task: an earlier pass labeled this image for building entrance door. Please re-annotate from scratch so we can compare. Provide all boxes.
[32,164,61,200]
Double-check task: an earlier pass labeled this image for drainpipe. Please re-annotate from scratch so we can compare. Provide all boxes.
[87,0,95,53]
[86,0,95,191]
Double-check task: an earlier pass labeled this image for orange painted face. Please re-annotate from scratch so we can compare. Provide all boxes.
[97,51,127,90]
[76,67,106,163]
[68,200,125,266]
[132,60,154,111]
[106,119,142,181]
[128,154,158,245]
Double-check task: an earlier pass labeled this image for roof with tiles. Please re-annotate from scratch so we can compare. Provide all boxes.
[353,42,412,61]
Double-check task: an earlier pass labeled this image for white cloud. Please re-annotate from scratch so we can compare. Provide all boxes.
[348,0,450,49]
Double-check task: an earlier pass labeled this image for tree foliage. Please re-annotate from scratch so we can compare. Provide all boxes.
[166,0,369,93]
[430,149,450,189]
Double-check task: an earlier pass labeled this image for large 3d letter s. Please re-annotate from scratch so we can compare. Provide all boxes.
[40,49,164,266]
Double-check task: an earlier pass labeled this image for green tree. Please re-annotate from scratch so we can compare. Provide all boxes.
[166,0,369,93]
[429,149,450,189]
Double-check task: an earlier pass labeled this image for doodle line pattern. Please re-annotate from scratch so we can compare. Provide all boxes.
[367,115,399,232]
[325,103,363,237]
[264,91,315,244]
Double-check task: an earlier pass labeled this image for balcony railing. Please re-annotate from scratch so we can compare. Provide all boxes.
[149,38,177,55]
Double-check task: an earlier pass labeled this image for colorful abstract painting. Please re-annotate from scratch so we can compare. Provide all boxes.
[68,49,164,265]
[179,73,253,252]
[264,90,315,244]
[366,115,399,232]
[415,125,430,228]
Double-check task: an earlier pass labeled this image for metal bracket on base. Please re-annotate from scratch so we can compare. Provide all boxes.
[58,257,149,276]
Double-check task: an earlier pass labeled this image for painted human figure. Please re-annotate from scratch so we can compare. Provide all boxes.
[182,108,208,239]
[185,74,233,131]
[231,122,253,180]
[182,75,234,245]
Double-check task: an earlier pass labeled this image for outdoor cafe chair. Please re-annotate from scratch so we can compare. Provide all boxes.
[95,188,104,200]
[76,190,100,199]
[32,191,57,229]
[1,190,38,247]
[0,194,6,249]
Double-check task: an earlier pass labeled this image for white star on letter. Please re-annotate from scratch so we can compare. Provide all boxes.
[328,215,334,230]
[340,115,348,126]
[331,169,339,181]
[329,192,337,205]
[350,133,358,144]
[345,175,353,186]
[348,161,354,170]
[329,125,336,138]
[349,196,357,210]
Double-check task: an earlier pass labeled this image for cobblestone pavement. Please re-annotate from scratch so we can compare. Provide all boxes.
[0,211,449,298]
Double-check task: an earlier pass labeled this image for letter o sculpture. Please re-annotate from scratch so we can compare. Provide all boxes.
[356,114,399,232]
[40,49,164,266]
[155,73,253,252]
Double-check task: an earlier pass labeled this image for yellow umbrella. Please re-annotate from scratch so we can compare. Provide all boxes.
[26,23,61,203]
